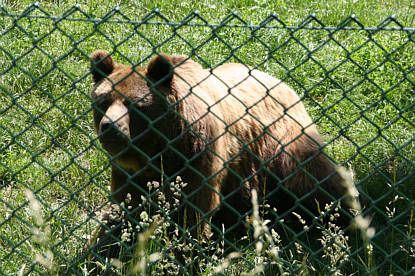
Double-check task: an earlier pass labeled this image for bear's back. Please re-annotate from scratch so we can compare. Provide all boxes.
[197,63,320,145]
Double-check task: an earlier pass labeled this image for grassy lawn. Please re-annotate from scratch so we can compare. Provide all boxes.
[0,0,414,275]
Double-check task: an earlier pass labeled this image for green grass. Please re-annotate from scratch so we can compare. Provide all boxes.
[1,0,415,275]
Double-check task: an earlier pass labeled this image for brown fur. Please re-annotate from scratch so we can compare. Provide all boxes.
[89,50,354,253]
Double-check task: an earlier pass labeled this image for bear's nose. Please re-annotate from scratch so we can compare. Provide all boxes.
[98,119,129,154]
[98,101,130,138]
[100,120,120,135]
[99,118,130,139]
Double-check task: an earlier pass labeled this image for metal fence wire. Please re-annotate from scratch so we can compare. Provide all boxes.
[1,4,415,276]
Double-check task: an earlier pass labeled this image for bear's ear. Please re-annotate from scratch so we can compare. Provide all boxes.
[146,54,174,86]
[90,50,115,83]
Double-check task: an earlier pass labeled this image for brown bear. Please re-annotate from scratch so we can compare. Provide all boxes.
[88,50,356,260]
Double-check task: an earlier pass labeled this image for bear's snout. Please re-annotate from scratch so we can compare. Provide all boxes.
[99,120,124,137]
[98,101,131,153]
[98,120,129,153]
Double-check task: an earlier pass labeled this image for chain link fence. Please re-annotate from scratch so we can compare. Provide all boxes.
[1,4,414,275]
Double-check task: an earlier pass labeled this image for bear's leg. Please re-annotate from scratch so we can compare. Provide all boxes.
[87,166,140,272]
[182,181,221,239]
[271,144,355,226]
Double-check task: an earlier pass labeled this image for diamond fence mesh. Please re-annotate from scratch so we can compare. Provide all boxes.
[1,4,415,275]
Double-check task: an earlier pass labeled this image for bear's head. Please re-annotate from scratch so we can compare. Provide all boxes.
[89,50,182,159]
